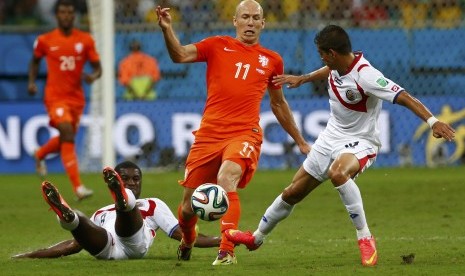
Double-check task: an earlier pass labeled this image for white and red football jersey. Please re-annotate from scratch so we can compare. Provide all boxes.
[315,52,403,151]
[90,198,179,241]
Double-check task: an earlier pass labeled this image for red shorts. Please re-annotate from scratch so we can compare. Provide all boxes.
[45,103,84,132]
[180,134,262,189]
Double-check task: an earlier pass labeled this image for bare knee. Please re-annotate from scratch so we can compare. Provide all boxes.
[327,167,348,186]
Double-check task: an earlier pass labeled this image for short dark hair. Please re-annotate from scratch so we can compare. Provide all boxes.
[54,0,76,14]
[314,25,352,54]
[115,161,142,178]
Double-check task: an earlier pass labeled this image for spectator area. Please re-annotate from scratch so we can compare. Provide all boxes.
[1,28,464,101]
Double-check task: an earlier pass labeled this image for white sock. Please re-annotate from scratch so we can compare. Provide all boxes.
[121,188,136,212]
[255,194,294,244]
[336,179,371,239]
[57,212,79,231]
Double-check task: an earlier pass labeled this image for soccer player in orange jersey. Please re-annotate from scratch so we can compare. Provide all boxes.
[156,0,311,265]
[28,0,102,200]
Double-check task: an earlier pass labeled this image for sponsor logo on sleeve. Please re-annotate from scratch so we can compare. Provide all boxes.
[391,85,400,92]
[376,77,388,87]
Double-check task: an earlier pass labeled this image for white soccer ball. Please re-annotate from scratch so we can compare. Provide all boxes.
[191,184,229,221]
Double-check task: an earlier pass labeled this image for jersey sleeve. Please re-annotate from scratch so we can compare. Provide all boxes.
[357,66,404,103]
[268,54,284,90]
[85,34,100,62]
[193,36,217,62]
[33,36,46,58]
[152,198,179,237]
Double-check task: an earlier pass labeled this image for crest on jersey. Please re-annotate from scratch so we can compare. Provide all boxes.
[345,89,362,102]
[75,43,83,54]
[258,55,269,67]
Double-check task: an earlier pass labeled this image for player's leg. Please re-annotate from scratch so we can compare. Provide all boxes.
[51,104,93,200]
[177,187,198,260]
[102,167,141,237]
[328,144,378,266]
[226,146,326,249]
[34,136,60,177]
[176,141,221,261]
[212,160,243,265]
[226,166,321,250]
[41,181,108,255]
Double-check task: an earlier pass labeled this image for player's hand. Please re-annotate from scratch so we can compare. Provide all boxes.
[156,6,172,29]
[431,121,455,142]
[272,74,304,88]
[297,142,311,155]
[28,82,38,96]
[83,73,96,84]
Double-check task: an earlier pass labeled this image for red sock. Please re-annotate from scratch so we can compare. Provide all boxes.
[177,204,198,245]
[60,142,81,192]
[219,192,240,252]
[36,136,60,160]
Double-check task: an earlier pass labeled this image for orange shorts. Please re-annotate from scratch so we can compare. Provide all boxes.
[180,134,262,189]
[45,103,84,132]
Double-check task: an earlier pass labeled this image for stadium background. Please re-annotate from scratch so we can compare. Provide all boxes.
[0,0,464,174]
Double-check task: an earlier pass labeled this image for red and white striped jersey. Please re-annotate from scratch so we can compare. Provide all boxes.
[90,198,179,240]
[316,52,403,151]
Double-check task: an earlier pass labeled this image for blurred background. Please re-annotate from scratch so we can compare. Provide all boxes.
[0,0,464,173]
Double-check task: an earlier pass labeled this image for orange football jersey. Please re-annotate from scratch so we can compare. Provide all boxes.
[33,28,100,106]
[193,36,284,139]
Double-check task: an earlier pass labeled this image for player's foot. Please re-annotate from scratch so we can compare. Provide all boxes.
[41,181,75,223]
[75,185,93,201]
[225,229,262,251]
[34,151,47,178]
[103,167,128,210]
[358,236,378,266]
[212,250,237,265]
[177,239,193,261]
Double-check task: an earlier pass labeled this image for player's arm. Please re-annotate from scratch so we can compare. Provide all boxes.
[395,91,455,141]
[170,226,221,248]
[83,61,102,84]
[28,56,42,96]
[272,66,330,88]
[269,88,311,154]
[156,6,197,63]
[11,239,82,259]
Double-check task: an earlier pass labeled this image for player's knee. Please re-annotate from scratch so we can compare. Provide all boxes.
[327,167,348,186]
[282,185,304,205]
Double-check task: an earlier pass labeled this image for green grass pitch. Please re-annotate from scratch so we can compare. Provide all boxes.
[1,166,464,275]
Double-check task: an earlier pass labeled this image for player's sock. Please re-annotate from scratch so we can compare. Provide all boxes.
[60,142,82,192]
[219,192,240,252]
[58,212,79,231]
[36,136,60,159]
[336,179,371,239]
[121,188,136,212]
[177,204,198,246]
[256,193,294,244]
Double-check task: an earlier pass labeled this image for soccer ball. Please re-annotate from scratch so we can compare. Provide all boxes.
[191,184,229,221]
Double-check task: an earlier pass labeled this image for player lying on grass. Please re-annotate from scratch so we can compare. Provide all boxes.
[12,161,220,259]
[225,24,456,267]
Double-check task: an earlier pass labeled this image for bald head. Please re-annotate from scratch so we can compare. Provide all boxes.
[235,0,263,17]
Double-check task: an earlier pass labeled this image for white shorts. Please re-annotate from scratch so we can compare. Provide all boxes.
[303,137,378,182]
[93,222,156,260]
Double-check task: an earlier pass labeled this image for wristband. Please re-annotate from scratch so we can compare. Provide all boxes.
[426,116,439,128]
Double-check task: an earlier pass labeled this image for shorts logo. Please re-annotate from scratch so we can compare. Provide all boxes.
[376,77,388,87]
[391,85,400,92]
[344,141,359,148]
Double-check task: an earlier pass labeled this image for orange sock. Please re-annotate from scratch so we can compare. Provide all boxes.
[219,192,240,252]
[36,136,60,160]
[60,142,81,192]
[177,204,198,245]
